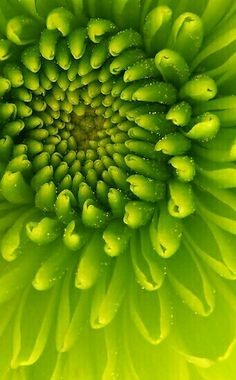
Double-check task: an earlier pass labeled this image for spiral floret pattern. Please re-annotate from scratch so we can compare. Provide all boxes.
[1,1,236,379]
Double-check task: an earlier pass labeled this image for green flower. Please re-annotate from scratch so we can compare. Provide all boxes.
[0,0,236,379]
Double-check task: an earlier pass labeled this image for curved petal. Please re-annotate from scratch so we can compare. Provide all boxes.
[194,184,236,235]
[32,240,73,291]
[195,157,236,189]
[0,0,36,35]
[90,252,129,328]
[0,324,13,379]
[184,213,236,279]
[1,208,37,262]
[75,231,109,289]
[171,289,236,366]
[130,226,165,291]
[102,310,140,380]
[167,241,215,316]
[142,5,173,55]
[129,279,171,345]
[201,0,233,35]
[14,0,43,20]
[11,284,59,368]
[197,279,236,379]
[150,204,183,258]
[123,315,191,380]
[56,264,91,352]
[35,0,72,19]
[198,344,236,380]
[84,0,113,20]
[62,326,105,380]
[25,324,59,380]
[112,0,141,30]
[0,244,44,304]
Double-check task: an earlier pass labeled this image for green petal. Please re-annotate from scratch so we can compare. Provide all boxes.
[56,266,91,352]
[172,290,236,365]
[184,213,236,279]
[6,16,41,45]
[195,157,236,188]
[109,29,142,56]
[32,241,71,290]
[155,49,190,87]
[0,246,42,304]
[112,0,141,30]
[103,220,131,257]
[194,184,236,234]
[26,217,62,246]
[75,232,107,289]
[46,7,75,37]
[201,0,233,35]
[168,241,215,316]
[143,6,172,55]
[1,208,36,262]
[150,203,182,258]
[1,171,33,205]
[167,12,203,62]
[11,285,58,368]
[90,252,128,328]
[129,280,171,344]
[130,226,165,291]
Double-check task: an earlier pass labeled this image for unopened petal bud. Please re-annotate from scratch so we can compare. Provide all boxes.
[169,156,195,182]
[47,7,75,36]
[155,49,190,87]
[26,217,62,245]
[185,113,220,141]
[55,190,77,224]
[127,175,166,202]
[63,220,89,251]
[103,220,131,256]
[35,182,56,212]
[166,101,192,127]
[150,204,182,257]
[168,180,196,218]
[123,201,154,229]
[1,171,33,204]
[155,133,191,155]
[179,75,217,103]
[82,199,109,228]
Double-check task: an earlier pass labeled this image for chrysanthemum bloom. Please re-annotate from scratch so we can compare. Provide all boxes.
[0,0,236,379]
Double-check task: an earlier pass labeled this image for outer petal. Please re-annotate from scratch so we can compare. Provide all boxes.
[171,289,236,366]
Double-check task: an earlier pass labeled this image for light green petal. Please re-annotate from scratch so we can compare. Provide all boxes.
[195,157,236,188]
[184,213,236,279]
[11,285,58,368]
[129,280,171,344]
[112,0,141,30]
[171,291,236,365]
[102,313,140,380]
[124,321,191,380]
[167,242,215,316]
[56,266,91,352]
[201,0,233,35]
[143,6,173,55]
[0,246,43,304]
[194,185,236,234]
[90,252,129,329]
[130,226,165,291]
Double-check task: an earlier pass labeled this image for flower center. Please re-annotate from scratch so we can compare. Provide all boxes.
[71,109,105,149]
[0,10,221,235]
